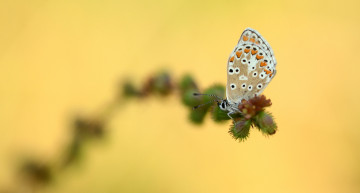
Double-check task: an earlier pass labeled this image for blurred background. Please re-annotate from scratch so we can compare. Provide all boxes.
[1,0,360,192]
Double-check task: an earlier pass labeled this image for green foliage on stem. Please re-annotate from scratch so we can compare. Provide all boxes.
[7,70,278,193]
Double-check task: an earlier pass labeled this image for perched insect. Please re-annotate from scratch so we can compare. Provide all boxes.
[194,28,277,119]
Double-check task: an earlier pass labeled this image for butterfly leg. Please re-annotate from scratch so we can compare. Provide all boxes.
[227,111,235,120]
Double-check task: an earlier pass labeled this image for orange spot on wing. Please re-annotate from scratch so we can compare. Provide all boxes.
[229,56,235,62]
[256,55,264,60]
[251,50,258,55]
[250,38,255,43]
[236,51,242,58]
[269,73,273,78]
[264,69,271,74]
[243,36,249,41]
[244,48,250,53]
[260,62,267,67]
[255,41,260,44]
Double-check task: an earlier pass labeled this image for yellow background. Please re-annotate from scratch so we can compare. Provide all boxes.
[1,0,360,192]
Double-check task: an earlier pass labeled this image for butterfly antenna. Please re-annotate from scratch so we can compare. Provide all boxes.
[192,99,219,110]
[193,93,223,100]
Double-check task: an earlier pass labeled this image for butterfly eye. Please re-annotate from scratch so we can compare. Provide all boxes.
[230,83,236,90]
[221,103,226,109]
[241,83,247,89]
[257,83,263,89]
[248,85,253,91]
[252,72,258,77]
[235,67,240,74]
[228,67,234,75]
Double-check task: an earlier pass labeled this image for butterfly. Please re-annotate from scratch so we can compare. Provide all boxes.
[194,28,277,119]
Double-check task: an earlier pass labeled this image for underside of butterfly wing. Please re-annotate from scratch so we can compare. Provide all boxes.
[226,28,276,104]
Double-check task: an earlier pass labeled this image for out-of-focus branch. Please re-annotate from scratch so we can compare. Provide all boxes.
[2,71,277,193]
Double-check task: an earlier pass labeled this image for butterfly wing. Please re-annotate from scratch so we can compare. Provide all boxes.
[226,28,276,104]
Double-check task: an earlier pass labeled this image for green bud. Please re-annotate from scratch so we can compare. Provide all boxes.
[179,74,198,93]
[20,159,53,185]
[253,111,277,135]
[189,108,207,124]
[211,105,231,122]
[122,81,140,98]
[182,89,202,107]
[229,119,251,141]
[153,72,172,96]
[203,85,225,103]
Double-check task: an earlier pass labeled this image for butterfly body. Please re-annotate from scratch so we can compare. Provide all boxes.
[219,28,277,119]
